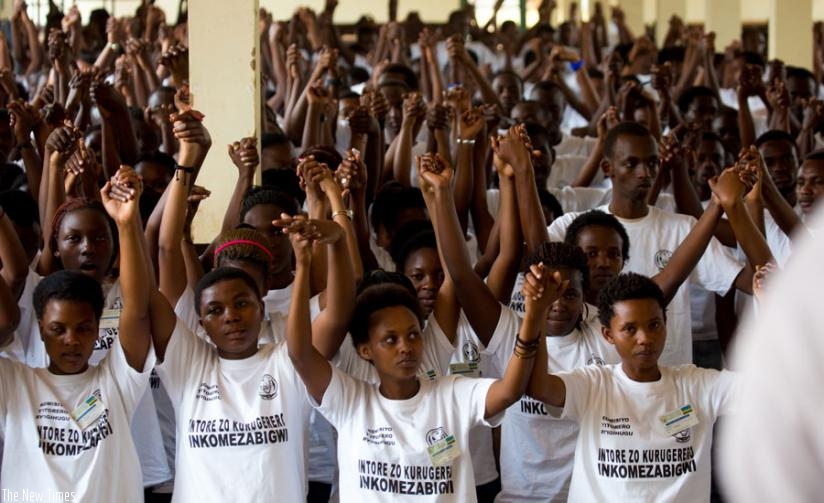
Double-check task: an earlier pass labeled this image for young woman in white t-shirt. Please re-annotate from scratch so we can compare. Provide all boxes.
[281,208,565,503]
[0,168,153,501]
[528,273,737,503]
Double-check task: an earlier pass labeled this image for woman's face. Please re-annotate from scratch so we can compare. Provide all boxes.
[546,268,585,337]
[198,278,263,360]
[56,208,114,283]
[40,299,99,375]
[402,248,444,317]
[357,305,423,382]
[242,204,293,274]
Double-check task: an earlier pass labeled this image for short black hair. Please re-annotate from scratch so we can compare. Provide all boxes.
[136,151,176,177]
[597,272,666,327]
[298,145,343,171]
[0,189,39,227]
[786,66,816,86]
[369,182,426,234]
[565,210,630,262]
[358,269,417,295]
[390,220,437,272]
[524,242,590,291]
[677,85,718,115]
[537,188,563,221]
[382,63,419,91]
[804,148,824,162]
[603,122,653,160]
[261,168,305,205]
[755,129,799,157]
[240,186,300,222]
[34,270,104,321]
[657,46,686,65]
[524,121,562,149]
[492,70,523,90]
[349,283,425,347]
[194,267,261,316]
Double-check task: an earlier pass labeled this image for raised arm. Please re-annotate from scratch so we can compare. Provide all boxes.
[652,200,723,304]
[0,257,19,348]
[486,263,565,418]
[283,214,333,404]
[419,153,502,345]
[221,137,258,234]
[101,167,151,371]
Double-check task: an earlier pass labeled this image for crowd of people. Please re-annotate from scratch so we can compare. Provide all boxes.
[0,0,822,501]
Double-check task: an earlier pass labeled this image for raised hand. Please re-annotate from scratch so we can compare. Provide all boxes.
[101,165,142,224]
[336,148,366,196]
[458,108,485,140]
[521,262,568,313]
[171,107,211,149]
[491,123,534,174]
[228,137,259,174]
[444,84,471,115]
[709,166,748,208]
[8,100,42,144]
[426,103,450,132]
[158,44,189,85]
[46,125,81,164]
[296,155,332,202]
[276,213,344,251]
[416,152,452,194]
[91,80,127,119]
[752,262,777,303]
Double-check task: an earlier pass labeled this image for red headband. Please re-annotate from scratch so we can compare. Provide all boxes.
[214,239,274,262]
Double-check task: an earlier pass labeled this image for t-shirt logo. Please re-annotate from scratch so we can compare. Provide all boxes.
[673,428,691,444]
[462,342,479,362]
[587,353,606,366]
[654,249,673,271]
[258,374,279,400]
[425,427,448,446]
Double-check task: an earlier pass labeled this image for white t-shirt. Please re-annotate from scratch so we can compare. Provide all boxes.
[720,206,824,501]
[559,364,736,502]
[0,339,153,501]
[444,312,500,487]
[156,319,311,502]
[556,132,598,158]
[314,365,502,502]
[26,278,172,487]
[334,312,454,383]
[484,305,619,502]
[548,205,744,365]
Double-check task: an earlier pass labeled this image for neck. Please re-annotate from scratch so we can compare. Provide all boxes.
[781,189,798,208]
[585,289,598,306]
[621,362,662,382]
[269,269,295,290]
[379,376,421,400]
[608,197,649,219]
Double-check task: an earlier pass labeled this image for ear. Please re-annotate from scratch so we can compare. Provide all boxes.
[357,343,373,362]
[601,159,613,178]
[601,325,615,345]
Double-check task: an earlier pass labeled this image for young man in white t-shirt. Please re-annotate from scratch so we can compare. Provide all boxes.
[528,273,736,502]
[547,122,750,366]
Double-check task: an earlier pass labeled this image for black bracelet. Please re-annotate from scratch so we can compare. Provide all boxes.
[515,335,540,350]
[175,165,194,181]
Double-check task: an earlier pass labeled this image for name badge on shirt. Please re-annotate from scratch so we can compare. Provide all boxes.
[71,391,105,430]
[99,308,121,330]
[660,404,699,436]
[427,435,460,466]
[449,362,479,377]
[419,369,438,381]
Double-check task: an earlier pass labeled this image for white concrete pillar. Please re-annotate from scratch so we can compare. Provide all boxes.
[189,0,261,243]
[705,0,740,49]
[769,0,813,69]
[619,0,646,40]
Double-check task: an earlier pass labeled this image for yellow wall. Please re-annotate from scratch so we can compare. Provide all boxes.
[261,0,461,23]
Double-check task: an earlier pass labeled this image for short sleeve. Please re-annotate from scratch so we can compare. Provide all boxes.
[155,317,212,404]
[556,366,594,422]
[100,338,156,416]
[314,365,365,428]
[692,235,744,295]
[479,306,522,378]
[451,376,501,428]
[422,314,456,376]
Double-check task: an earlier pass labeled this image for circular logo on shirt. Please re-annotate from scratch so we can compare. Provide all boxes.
[654,249,673,271]
[587,353,606,366]
[673,428,691,444]
[425,427,448,446]
[258,374,279,400]
[462,342,480,362]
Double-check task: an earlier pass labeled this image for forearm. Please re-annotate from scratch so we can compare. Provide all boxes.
[514,169,549,252]
[671,163,704,218]
[392,122,415,186]
[329,193,363,282]
[724,199,774,267]
[221,171,253,233]
[301,103,322,149]
[312,237,355,359]
[572,139,604,187]
[158,168,191,305]
[655,201,722,304]
[0,211,29,299]
[738,94,756,148]
[486,177,522,304]
[488,311,543,417]
[454,142,475,233]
